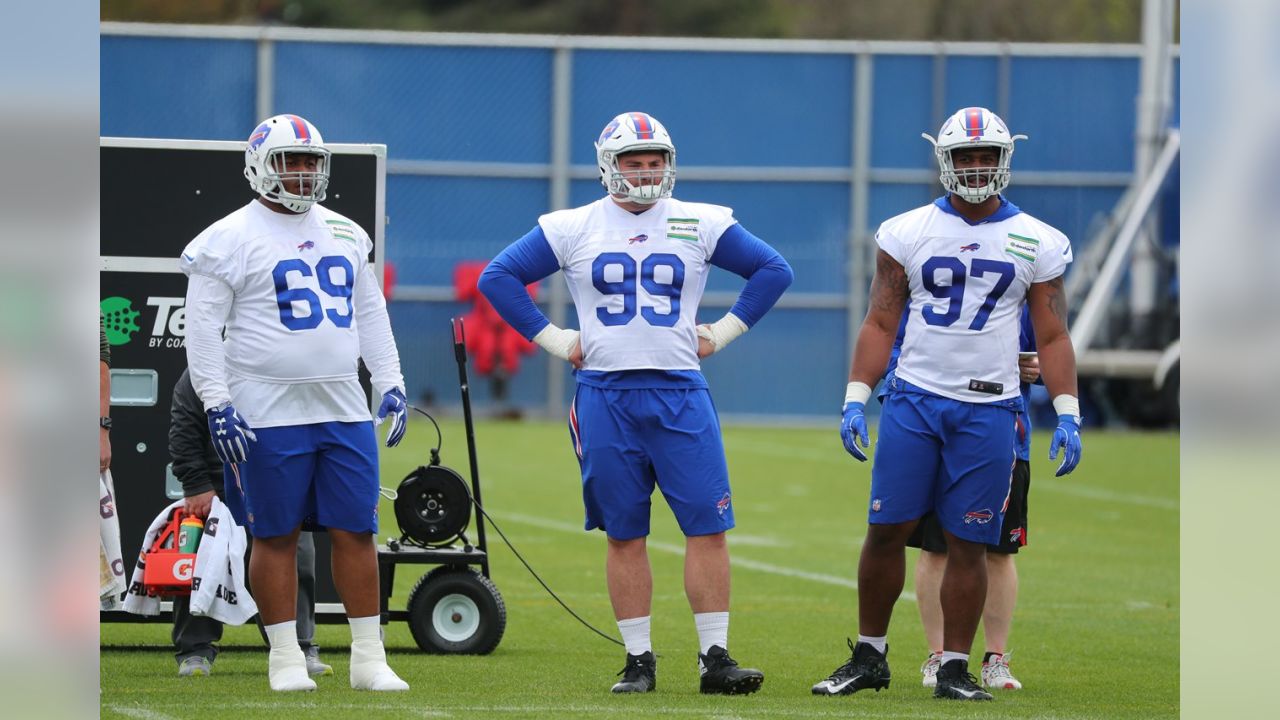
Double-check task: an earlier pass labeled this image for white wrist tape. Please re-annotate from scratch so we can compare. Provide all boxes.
[532,324,580,362]
[1052,394,1081,420]
[696,312,749,353]
[844,381,872,406]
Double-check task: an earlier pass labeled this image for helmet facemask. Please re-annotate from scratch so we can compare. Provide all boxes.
[602,147,676,205]
[595,112,677,205]
[938,144,1011,204]
[257,146,331,213]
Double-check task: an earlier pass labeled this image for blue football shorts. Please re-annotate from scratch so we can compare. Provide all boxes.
[223,421,379,538]
[568,384,733,541]
[869,382,1018,545]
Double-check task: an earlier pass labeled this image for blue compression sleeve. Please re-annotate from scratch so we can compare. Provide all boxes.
[708,223,794,327]
[477,225,562,340]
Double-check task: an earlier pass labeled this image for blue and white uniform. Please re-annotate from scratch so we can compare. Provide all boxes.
[181,200,404,537]
[479,196,792,540]
[870,196,1069,544]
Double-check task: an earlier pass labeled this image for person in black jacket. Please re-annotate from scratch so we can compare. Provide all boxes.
[169,368,332,678]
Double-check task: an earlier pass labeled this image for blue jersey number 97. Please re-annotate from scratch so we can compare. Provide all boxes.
[920,256,1015,331]
[272,255,355,330]
[592,252,685,327]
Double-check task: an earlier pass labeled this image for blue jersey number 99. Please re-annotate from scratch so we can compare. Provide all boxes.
[592,252,685,327]
[272,255,355,330]
[920,256,1015,331]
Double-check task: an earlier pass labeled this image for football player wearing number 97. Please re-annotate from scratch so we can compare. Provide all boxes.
[179,114,410,693]
[811,107,1082,702]
[478,111,792,696]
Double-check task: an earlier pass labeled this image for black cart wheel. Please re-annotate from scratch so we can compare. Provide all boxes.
[406,565,506,654]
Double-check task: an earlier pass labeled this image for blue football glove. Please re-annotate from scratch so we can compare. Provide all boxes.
[206,403,256,464]
[375,388,408,448]
[840,402,870,462]
[1049,414,1083,477]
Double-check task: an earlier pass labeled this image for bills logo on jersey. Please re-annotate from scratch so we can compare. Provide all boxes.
[628,234,648,245]
[963,508,994,525]
[297,240,315,251]
[959,243,980,252]
[248,123,271,151]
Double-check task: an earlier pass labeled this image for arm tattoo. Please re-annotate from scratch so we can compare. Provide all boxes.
[869,251,909,313]
[1040,276,1068,324]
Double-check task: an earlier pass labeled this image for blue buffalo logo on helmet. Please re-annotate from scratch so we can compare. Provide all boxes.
[248,123,272,151]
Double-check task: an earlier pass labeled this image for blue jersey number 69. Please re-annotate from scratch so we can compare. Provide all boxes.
[272,255,355,330]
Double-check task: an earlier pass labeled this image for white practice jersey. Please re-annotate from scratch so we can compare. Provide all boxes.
[180,200,403,427]
[877,202,1072,403]
[539,197,737,371]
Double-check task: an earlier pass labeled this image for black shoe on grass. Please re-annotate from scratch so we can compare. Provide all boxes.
[933,659,993,701]
[611,651,656,693]
[810,638,891,695]
[698,646,763,695]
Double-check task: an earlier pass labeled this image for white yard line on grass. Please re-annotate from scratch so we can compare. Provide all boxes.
[1033,477,1177,511]
[497,512,914,602]
[107,707,180,720]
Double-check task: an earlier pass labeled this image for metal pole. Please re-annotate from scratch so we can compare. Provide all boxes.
[847,51,873,377]
[545,44,573,418]
[255,31,274,122]
[1128,0,1175,337]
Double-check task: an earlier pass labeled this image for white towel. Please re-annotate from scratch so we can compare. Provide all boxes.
[122,498,257,624]
[98,470,126,610]
[189,496,258,625]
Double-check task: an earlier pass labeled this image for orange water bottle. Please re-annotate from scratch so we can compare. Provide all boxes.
[178,516,204,553]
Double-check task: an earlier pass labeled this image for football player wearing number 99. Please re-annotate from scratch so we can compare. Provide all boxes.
[179,114,410,693]
[811,107,1082,702]
[478,111,792,696]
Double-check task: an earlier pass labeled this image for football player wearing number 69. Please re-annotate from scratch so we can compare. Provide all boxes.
[180,114,410,693]
[478,111,792,696]
[811,107,1082,702]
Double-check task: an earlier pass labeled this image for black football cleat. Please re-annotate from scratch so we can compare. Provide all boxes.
[811,638,891,695]
[698,646,764,695]
[611,651,656,693]
[933,659,993,701]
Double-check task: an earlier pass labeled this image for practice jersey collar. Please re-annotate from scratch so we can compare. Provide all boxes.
[933,194,1022,226]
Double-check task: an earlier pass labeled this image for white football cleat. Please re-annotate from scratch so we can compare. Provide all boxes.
[981,652,1022,690]
[921,651,942,687]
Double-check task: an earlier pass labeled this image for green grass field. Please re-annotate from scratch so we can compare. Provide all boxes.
[101,418,1178,719]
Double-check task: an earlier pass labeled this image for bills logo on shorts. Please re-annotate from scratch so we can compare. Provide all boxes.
[1009,527,1025,544]
[716,493,731,516]
[963,508,994,525]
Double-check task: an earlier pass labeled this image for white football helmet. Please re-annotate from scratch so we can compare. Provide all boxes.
[922,107,1027,204]
[243,114,331,213]
[595,111,676,204]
